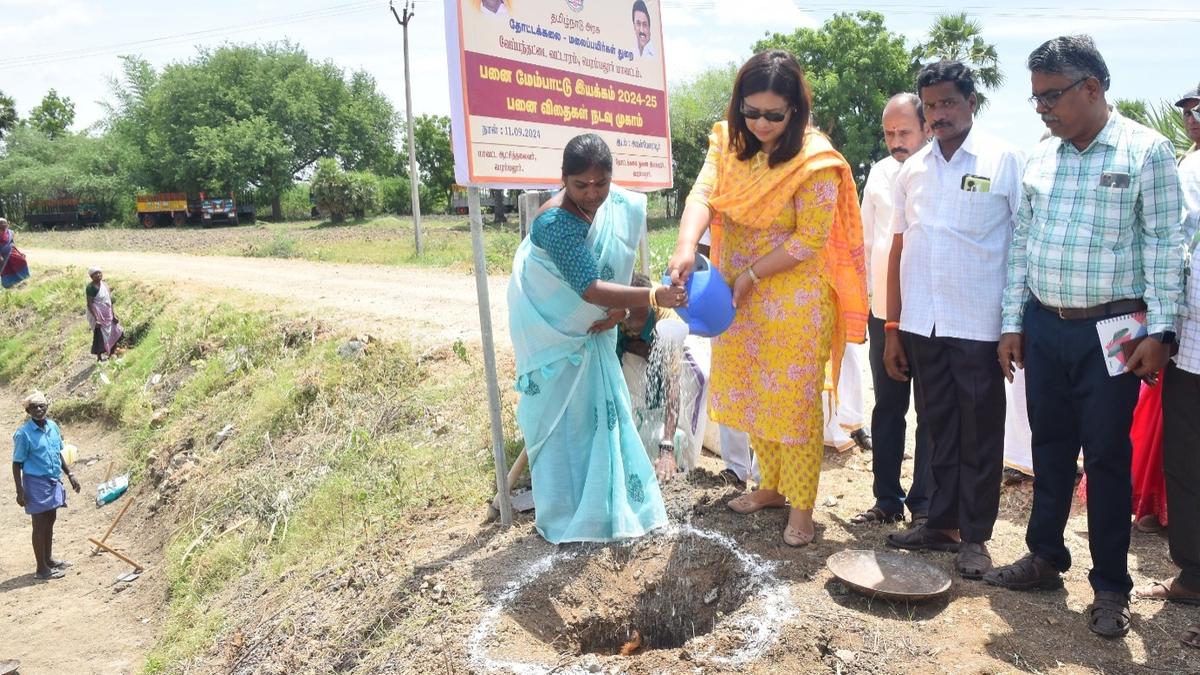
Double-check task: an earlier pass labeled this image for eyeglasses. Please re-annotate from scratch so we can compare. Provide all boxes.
[740,104,790,123]
[1186,107,1200,123]
[1028,77,1089,109]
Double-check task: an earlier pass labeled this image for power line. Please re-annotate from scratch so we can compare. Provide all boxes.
[0,0,413,70]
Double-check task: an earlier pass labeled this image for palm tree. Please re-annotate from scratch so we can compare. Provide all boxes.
[914,13,1004,110]
[1115,98,1191,157]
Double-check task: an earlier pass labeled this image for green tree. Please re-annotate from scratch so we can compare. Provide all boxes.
[1116,98,1190,157]
[0,90,17,140]
[913,13,1003,109]
[105,42,399,220]
[412,114,454,213]
[0,125,134,223]
[29,88,75,139]
[668,63,737,214]
[1115,98,1150,126]
[756,11,914,177]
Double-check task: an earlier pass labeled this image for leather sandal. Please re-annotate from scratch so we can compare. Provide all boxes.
[885,524,960,552]
[849,506,904,525]
[955,542,992,579]
[727,493,787,515]
[782,524,815,548]
[1088,591,1131,638]
[983,552,1063,590]
[1181,624,1200,649]
[1134,577,1200,605]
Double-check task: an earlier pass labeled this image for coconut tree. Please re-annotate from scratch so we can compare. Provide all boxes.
[914,13,1003,110]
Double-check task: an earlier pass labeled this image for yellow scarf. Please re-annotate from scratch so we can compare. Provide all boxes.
[705,121,869,391]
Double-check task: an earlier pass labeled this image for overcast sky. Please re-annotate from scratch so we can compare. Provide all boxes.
[2,0,1198,155]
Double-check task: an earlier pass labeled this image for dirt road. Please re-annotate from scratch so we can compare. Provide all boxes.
[28,248,511,347]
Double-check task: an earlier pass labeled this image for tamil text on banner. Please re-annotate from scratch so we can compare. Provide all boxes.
[443,0,672,190]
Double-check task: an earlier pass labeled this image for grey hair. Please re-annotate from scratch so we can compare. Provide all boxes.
[884,92,924,126]
[1027,35,1110,91]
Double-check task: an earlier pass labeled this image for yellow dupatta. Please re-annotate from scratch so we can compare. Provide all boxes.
[704,121,868,393]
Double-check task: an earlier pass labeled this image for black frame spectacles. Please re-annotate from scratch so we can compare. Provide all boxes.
[1028,76,1089,109]
[740,104,790,123]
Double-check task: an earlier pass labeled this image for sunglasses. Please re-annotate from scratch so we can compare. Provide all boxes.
[1028,76,1088,110]
[740,104,791,123]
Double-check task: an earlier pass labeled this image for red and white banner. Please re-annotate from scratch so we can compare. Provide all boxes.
[444,0,672,189]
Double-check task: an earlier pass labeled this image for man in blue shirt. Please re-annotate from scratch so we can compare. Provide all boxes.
[12,391,80,580]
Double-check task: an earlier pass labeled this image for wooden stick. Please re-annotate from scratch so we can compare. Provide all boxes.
[101,460,115,484]
[88,538,145,573]
[506,448,528,491]
[92,496,135,555]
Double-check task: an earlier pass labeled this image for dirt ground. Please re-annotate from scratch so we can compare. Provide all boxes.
[0,392,159,674]
[10,248,1200,674]
[26,247,510,349]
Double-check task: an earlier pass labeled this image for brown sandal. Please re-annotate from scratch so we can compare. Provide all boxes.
[1088,591,1131,638]
[849,506,904,525]
[955,543,992,579]
[1181,624,1200,649]
[1134,577,1200,606]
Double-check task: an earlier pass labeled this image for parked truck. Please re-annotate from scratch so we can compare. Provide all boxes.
[449,185,518,215]
[135,192,255,228]
[24,198,104,229]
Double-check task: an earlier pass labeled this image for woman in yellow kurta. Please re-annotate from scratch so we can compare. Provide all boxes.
[669,50,868,547]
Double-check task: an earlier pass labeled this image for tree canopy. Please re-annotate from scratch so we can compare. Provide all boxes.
[105,43,400,219]
[0,91,17,140]
[28,89,76,139]
[412,114,454,211]
[756,12,914,176]
[913,13,1003,110]
[668,64,737,213]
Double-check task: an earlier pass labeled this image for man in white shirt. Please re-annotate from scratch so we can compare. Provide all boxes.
[1135,82,1200,651]
[480,0,509,18]
[852,93,933,527]
[882,61,1024,580]
[632,1,655,59]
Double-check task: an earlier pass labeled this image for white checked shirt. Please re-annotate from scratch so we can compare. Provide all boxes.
[861,155,902,318]
[891,127,1024,342]
[1176,154,1200,375]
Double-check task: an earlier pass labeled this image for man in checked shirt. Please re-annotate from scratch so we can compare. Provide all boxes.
[986,35,1184,639]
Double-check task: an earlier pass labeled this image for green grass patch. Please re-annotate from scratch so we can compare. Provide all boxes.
[0,271,507,674]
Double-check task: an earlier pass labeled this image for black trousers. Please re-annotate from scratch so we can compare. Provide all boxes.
[867,313,931,516]
[1163,361,1200,590]
[907,329,1005,543]
[1022,301,1140,593]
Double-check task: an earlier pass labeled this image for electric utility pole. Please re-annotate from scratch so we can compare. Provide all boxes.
[391,0,423,255]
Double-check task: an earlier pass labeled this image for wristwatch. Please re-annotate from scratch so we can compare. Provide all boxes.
[1150,331,1176,345]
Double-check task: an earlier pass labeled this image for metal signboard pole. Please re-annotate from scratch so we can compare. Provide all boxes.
[468,187,511,525]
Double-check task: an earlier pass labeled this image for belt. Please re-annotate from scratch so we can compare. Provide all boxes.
[1036,298,1146,320]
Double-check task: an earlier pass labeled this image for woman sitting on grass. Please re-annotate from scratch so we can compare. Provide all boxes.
[507,133,688,544]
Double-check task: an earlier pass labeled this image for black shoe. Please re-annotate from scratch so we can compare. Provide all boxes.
[717,469,746,490]
[850,428,872,451]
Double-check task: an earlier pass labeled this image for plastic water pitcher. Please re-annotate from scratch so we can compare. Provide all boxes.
[662,253,735,337]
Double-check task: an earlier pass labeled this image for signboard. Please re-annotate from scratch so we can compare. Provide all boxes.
[443,0,672,190]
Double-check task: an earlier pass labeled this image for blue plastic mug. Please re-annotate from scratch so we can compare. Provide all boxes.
[662,253,735,337]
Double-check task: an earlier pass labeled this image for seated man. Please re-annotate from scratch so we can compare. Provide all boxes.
[618,274,709,472]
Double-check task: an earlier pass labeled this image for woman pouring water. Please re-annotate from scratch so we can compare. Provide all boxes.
[668,50,868,547]
[508,133,688,544]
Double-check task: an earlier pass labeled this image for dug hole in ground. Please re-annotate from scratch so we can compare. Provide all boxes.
[1,254,1197,674]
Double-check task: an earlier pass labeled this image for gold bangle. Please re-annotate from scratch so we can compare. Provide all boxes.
[747,266,761,284]
[648,286,659,309]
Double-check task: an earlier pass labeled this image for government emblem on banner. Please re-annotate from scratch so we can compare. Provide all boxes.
[565,0,584,11]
